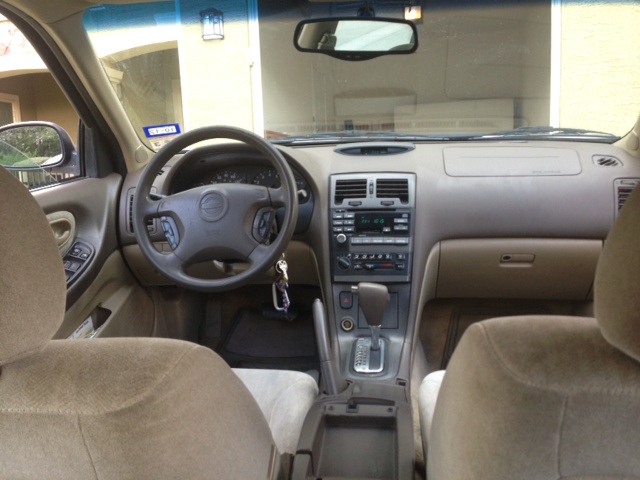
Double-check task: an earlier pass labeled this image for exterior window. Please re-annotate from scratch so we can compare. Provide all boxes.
[0,15,80,189]
[0,92,20,124]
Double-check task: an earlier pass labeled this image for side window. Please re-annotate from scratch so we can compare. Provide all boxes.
[0,15,80,189]
[0,93,20,123]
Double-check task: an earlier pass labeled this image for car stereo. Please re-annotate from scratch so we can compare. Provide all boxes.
[330,173,415,282]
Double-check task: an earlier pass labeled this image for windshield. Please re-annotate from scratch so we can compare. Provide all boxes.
[83,1,640,148]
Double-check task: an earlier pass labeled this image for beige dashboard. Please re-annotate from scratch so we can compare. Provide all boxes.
[120,139,638,300]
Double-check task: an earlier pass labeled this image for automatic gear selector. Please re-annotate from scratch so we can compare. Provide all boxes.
[351,282,389,373]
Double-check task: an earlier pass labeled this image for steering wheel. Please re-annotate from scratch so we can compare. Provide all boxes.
[133,126,298,292]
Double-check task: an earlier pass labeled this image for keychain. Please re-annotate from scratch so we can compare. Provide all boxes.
[272,255,290,315]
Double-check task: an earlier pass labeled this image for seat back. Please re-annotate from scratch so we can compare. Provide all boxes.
[427,186,640,480]
[0,168,283,479]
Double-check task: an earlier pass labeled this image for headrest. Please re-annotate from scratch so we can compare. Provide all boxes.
[595,184,640,363]
[0,167,66,366]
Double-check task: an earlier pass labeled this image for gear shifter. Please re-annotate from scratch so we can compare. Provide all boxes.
[351,282,389,373]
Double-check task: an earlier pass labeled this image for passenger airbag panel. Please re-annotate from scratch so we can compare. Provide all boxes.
[444,146,582,177]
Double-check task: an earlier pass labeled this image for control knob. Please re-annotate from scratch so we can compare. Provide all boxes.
[337,256,351,270]
[336,233,347,244]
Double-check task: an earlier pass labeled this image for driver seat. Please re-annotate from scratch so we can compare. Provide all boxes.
[0,167,317,478]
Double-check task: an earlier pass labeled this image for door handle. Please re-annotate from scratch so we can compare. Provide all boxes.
[46,211,76,255]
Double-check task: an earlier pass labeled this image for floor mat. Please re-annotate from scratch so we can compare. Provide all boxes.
[219,307,318,370]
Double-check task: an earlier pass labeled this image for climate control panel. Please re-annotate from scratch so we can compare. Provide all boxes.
[331,208,412,281]
[329,173,415,282]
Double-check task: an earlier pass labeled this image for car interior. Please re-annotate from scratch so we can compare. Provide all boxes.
[1,0,639,479]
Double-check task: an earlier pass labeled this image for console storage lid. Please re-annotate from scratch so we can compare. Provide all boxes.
[292,383,414,480]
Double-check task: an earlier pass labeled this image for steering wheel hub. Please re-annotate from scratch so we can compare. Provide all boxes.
[199,191,228,222]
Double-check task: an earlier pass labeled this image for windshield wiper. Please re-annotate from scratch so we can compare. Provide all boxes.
[271,131,452,145]
[471,126,620,142]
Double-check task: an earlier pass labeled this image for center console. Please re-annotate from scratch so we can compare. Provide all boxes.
[293,173,417,479]
[329,173,415,381]
[291,382,414,480]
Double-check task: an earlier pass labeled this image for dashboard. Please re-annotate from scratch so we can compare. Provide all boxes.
[120,139,640,275]
[118,137,640,382]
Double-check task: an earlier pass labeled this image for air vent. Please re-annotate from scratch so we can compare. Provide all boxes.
[331,173,415,209]
[127,188,156,234]
[376,178,409,203]
[594,155,622,167]
[335,179,367,204]
[615,178,640,214]
[336,145,414,156]
[127,190,135,234]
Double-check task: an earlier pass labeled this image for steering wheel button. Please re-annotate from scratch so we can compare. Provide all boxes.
[160,216,180,249]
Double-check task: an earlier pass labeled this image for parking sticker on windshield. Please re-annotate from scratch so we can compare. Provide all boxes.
[143,123,182,151]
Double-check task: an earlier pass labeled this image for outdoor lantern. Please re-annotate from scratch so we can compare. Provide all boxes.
[404,5,422,23]
[201,8,224,40]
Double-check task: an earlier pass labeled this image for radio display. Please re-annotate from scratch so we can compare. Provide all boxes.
[355,213,399,232]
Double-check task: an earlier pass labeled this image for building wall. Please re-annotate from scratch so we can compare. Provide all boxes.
[177,0,255,132]
[0,73,78,143]
[559,2,640,136]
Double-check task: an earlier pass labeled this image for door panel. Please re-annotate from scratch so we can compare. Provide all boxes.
[33,173,121,307]
[32,173,155,338]
[55,251,156,340]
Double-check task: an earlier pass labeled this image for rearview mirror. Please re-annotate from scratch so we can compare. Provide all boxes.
[294,17,418,61]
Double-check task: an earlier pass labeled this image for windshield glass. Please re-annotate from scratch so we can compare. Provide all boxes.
[83,0,640,148]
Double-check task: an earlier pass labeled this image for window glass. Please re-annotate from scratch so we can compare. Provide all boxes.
[84,1,640,145]
[0,15,80,189]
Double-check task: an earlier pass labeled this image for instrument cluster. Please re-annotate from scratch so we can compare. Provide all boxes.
[189,166,310,203]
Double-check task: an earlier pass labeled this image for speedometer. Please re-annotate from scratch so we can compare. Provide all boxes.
[211,170,247,184]
[252,168,310,203]
[252,169,280,188]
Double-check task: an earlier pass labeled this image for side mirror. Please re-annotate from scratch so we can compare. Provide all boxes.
[0,122,78,189]
[294,17,418,61]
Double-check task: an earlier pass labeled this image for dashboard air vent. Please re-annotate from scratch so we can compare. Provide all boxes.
[376,178,409,203]
[127,188,156,234]
[594,155,622,167]
[127,190,135,234]
[336,145,414,156]
[615,178,640,215]
[335,179,367,204]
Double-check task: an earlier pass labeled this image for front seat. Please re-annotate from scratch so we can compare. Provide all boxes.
[421,186,640,479]
[0,166,317,479]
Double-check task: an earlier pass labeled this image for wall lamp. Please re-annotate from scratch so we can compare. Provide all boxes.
[201,8,224,40]
[404,5,422,23]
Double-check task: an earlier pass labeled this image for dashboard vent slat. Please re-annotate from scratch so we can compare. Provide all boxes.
[376,178,409,203]
[336,145,415,156]
[128,191,135,234]
[615,178,640,215]
[594,155,622,167]
[335,179,367,203]
[127,188,156,234]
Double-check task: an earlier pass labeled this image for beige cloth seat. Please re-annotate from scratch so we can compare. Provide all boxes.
[421,186,640,479]
[0,167,317,479]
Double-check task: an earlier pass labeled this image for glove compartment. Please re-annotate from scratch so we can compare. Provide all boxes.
[434,238,602,300]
